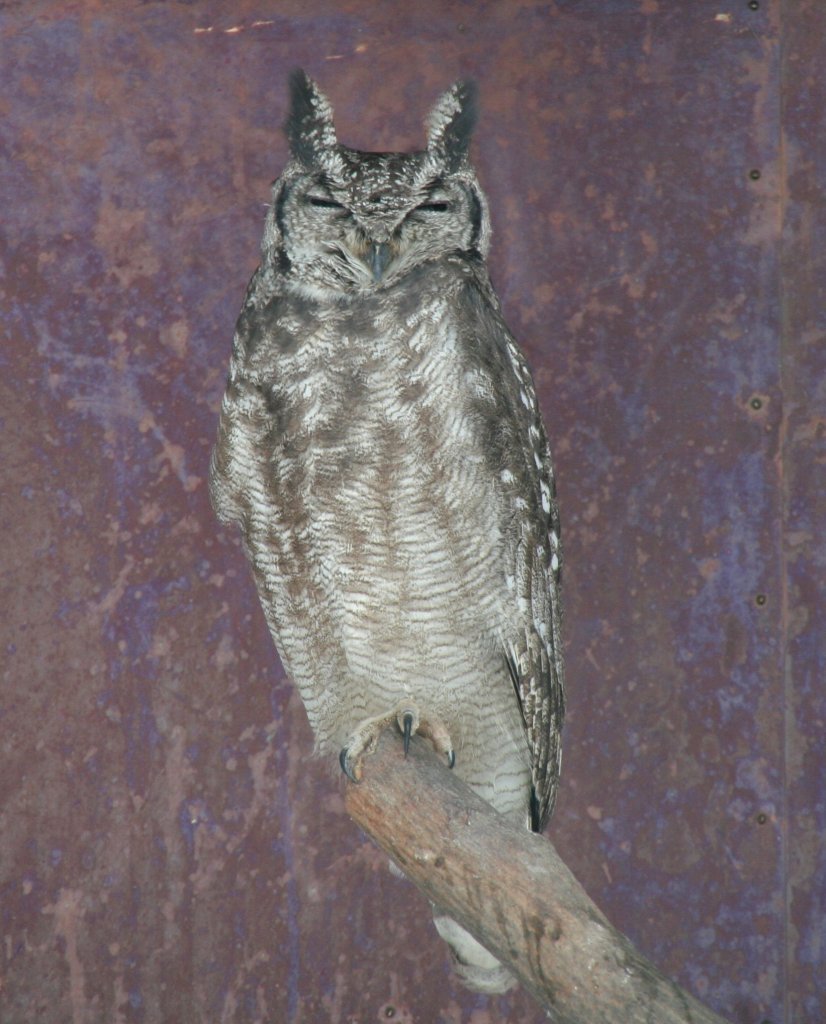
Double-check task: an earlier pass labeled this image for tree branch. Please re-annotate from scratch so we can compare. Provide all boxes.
[344,731,733,1024]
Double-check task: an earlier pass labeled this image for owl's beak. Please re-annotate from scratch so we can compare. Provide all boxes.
[369,241,392,282]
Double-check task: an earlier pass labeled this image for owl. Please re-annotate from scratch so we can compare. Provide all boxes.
[210,70,565,994]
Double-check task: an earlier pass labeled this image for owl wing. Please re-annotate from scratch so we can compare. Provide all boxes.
[503,469,565,833]
[208,269,267,530]
[209,268,300,595]
[505,386,565,834]
[457,269,565,833]
[502,396,565,832]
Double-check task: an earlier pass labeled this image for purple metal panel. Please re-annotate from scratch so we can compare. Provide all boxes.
[0,2,820,1022]
[779,3,826,1022]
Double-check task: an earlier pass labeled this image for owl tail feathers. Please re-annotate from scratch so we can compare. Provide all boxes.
[433,914,517,994]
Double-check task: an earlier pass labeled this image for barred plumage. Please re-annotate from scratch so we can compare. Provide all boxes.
[210,70,564,993]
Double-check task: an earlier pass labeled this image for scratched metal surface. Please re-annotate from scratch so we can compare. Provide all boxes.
[0,2,822,1022]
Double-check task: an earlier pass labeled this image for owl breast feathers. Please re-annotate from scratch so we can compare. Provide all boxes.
[209,70,564,994]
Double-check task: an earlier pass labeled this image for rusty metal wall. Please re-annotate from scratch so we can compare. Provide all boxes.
[0,2,822,1022]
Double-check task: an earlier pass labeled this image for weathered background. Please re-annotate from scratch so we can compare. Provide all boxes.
[1,2,823,1022]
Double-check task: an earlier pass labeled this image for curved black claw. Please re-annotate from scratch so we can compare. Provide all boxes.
[339,746,360,783]
[446,749,456,769]
[402,711,414,757]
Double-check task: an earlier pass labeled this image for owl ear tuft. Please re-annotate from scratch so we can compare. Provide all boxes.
[285,69,338,166]
[426,80,478,171]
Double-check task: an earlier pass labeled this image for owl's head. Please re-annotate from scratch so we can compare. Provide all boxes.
[262,70,491,298]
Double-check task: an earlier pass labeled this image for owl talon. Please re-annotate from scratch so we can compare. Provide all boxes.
[401,710,415,756]
[339,747,361,784]
[415,713,455,770]
[339,705,454,782]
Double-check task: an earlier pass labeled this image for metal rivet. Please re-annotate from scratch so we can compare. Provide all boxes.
[755,593,767,607]
[756,812,768,825]
[748,0,759,9]
[750,396,763,410]
[749,168,762,180]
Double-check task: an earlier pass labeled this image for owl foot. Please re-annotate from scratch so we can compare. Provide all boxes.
[339,706,455,783]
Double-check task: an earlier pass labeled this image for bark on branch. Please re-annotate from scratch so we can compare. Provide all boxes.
[344,731,732,1024]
